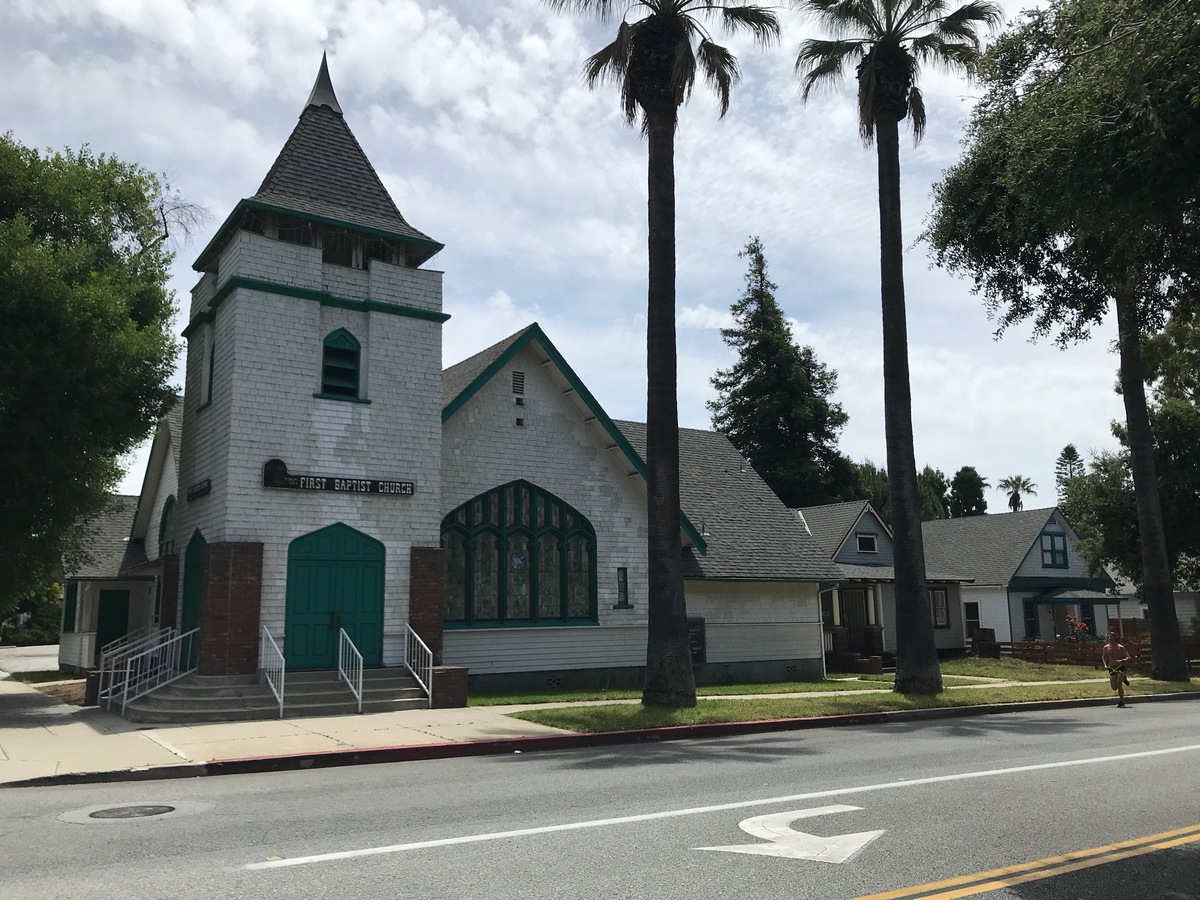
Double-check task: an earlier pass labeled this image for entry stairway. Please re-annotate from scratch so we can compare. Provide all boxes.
[123,668,427,724]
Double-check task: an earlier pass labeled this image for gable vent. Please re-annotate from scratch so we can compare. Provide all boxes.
[512,371,525,395]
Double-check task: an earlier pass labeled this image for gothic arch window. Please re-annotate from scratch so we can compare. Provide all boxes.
[442,480,597,626]
[319,328,361,399]
[158,495,176,557]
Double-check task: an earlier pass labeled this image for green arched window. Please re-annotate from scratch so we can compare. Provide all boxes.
[442,481,597,626]
[319,329,360,399]
[158,495,176,557]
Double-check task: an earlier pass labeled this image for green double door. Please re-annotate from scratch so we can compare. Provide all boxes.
[285,524,384,669]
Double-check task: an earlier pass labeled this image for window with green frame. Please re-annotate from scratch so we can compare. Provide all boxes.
[62,582,78,633]
[1040,532,1068,568]
[158,495,176,557]
[318,328,361,399]
[442,480,597,626]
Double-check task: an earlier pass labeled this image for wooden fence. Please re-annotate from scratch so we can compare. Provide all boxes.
[974,637,1200,671]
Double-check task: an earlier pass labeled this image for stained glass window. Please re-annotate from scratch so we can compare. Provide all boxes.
[441,480,597,626]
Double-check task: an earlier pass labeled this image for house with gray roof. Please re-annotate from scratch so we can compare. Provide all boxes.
[798,500,973,666]
[922,507,1120,643]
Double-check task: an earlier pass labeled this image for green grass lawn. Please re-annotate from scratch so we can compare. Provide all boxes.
[509,678,1200,733]
[7,669,75,685]
[468,678,897,707]
[939,656,1107,681]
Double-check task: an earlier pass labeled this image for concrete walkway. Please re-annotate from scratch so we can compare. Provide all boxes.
[0,645,1188,788]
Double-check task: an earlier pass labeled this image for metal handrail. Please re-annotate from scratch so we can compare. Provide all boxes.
[104,628,199,716]
[98,627,175,707]
[338,628,363,714]
[403,624,434,708]
[260,625,286,718]
[99,624,157,665]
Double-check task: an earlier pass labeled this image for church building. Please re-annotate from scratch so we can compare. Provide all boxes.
[59,58,843,716]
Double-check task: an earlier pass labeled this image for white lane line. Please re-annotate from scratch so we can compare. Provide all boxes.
[246,741,1200,870]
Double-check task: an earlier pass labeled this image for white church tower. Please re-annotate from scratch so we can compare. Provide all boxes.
[173,55,447,675]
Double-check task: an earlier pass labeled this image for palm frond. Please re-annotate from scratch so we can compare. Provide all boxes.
[936,0,1004,40]
[909,34,980,74]
[672,28,700,109]
[582,21,634,89]
[542,0,624,19]
[908,83,926,143]
[720,6,782,45]
[856,51,877,142]
[795,38,867,101]
[697,38,740,117]
[797,0,887,41]
[892,0,947,37]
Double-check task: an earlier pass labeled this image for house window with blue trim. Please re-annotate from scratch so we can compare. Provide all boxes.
[442,480,597,626]
[1023,600,1040,639]
[318,329,361,400]
[1041,532,1068,568]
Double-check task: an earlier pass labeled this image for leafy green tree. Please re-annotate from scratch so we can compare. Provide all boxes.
[710,237,856,507]
[854,459,892,522]
[1055,444,1084,503]
[0,579,62,646]
[0,135,185,618]
[917,466,950,520]
[545,0,781,708]
[949,467,988,517]
[997,475,1037,512]
[794,0,1001,694]
[925,0,1195,679]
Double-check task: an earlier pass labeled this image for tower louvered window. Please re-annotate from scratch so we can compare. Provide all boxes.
[321,329,360,398]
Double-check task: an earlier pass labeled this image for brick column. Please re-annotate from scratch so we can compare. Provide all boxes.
[198,541,263,676]
[409,547,445,664]
[159,554,180,629]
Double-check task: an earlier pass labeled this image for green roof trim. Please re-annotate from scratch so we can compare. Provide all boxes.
[182,275,449,337]
[193,198,446,272]
[442,324,707,556]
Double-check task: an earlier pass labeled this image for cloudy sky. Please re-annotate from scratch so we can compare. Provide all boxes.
[4,0,1124,509]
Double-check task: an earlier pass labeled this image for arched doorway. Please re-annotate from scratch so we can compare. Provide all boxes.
[286,523,384,669]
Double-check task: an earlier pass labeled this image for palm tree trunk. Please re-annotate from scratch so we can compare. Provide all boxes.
[1113,279,1189,681]
[642,104,697,708]
[875,115,942,695]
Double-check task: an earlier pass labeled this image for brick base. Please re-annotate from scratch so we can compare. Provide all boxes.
[431,665,468,707]
[197,542,263,676]
[409,546,445,664]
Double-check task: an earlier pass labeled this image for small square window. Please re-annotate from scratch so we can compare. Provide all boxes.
[856,533,878,553]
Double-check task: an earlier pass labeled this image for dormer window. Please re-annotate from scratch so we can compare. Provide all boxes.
[1041,532,1068,568]
[317,329,362,400]
[856,533,878,554]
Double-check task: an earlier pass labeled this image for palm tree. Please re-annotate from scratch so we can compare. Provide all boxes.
[998,475,1037,512]
[794,0,1002,694]
[545,0,780,708]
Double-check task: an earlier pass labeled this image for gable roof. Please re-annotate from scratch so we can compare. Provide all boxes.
[195,56,442,271]
[797,500,876,558]
[616,422,844,582]
[922,507,1071,586]
[67,496,141,580]
[130,397,182,542]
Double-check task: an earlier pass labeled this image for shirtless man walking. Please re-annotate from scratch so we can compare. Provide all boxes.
[1102,632,1132,708]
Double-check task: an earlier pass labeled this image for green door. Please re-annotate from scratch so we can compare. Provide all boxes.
[181,531,206,668]
[286,524,384,669]
[96,590,130,654]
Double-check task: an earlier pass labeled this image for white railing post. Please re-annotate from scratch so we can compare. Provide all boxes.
[403,624,434,708]
[98,627,199,716]
[259,626,286,718]
[338,628,363,714]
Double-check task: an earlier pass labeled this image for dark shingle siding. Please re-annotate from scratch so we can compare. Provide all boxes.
[442,327,532,410]
[797,501,871,559]
[921,508,1058,586]
[68,496,140,579]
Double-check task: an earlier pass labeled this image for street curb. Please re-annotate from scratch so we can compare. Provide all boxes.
[4,690,1198,788]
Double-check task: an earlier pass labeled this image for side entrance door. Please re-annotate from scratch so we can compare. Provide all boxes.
[96,590,131,656]
[286,523,384,669]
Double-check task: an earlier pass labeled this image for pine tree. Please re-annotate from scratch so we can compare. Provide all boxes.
[1055,444,1084,502]
[949,467,989,517]
[709,237,856,507]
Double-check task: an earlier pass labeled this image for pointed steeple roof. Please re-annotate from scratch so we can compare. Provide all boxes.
[195,55,442,271]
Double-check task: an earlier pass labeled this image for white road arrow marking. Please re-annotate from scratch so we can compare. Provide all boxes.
[696,804,885,863]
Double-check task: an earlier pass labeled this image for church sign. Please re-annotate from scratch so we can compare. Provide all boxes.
[262,459,414,496]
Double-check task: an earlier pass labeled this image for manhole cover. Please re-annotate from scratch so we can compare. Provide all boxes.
[88,805,176,820]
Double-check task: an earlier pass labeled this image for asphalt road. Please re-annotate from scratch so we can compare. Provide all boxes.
[1,701,1197,899]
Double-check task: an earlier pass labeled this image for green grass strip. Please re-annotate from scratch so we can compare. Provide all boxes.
[509,679,1199,733]
[7,670,75,685]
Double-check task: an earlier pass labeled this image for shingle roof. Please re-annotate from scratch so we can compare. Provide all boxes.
[922,508,1060,586]
[836,563,973,583]
[442,327,531,411]
[797,500,873,558]
[615,422,844,582]
[68,496,140,579]
[166,396,183,474]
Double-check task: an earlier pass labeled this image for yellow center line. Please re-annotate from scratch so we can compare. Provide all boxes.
[852,824,1200,900]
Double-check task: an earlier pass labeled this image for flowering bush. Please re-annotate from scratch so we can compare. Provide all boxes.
[1057,614,1092,643]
